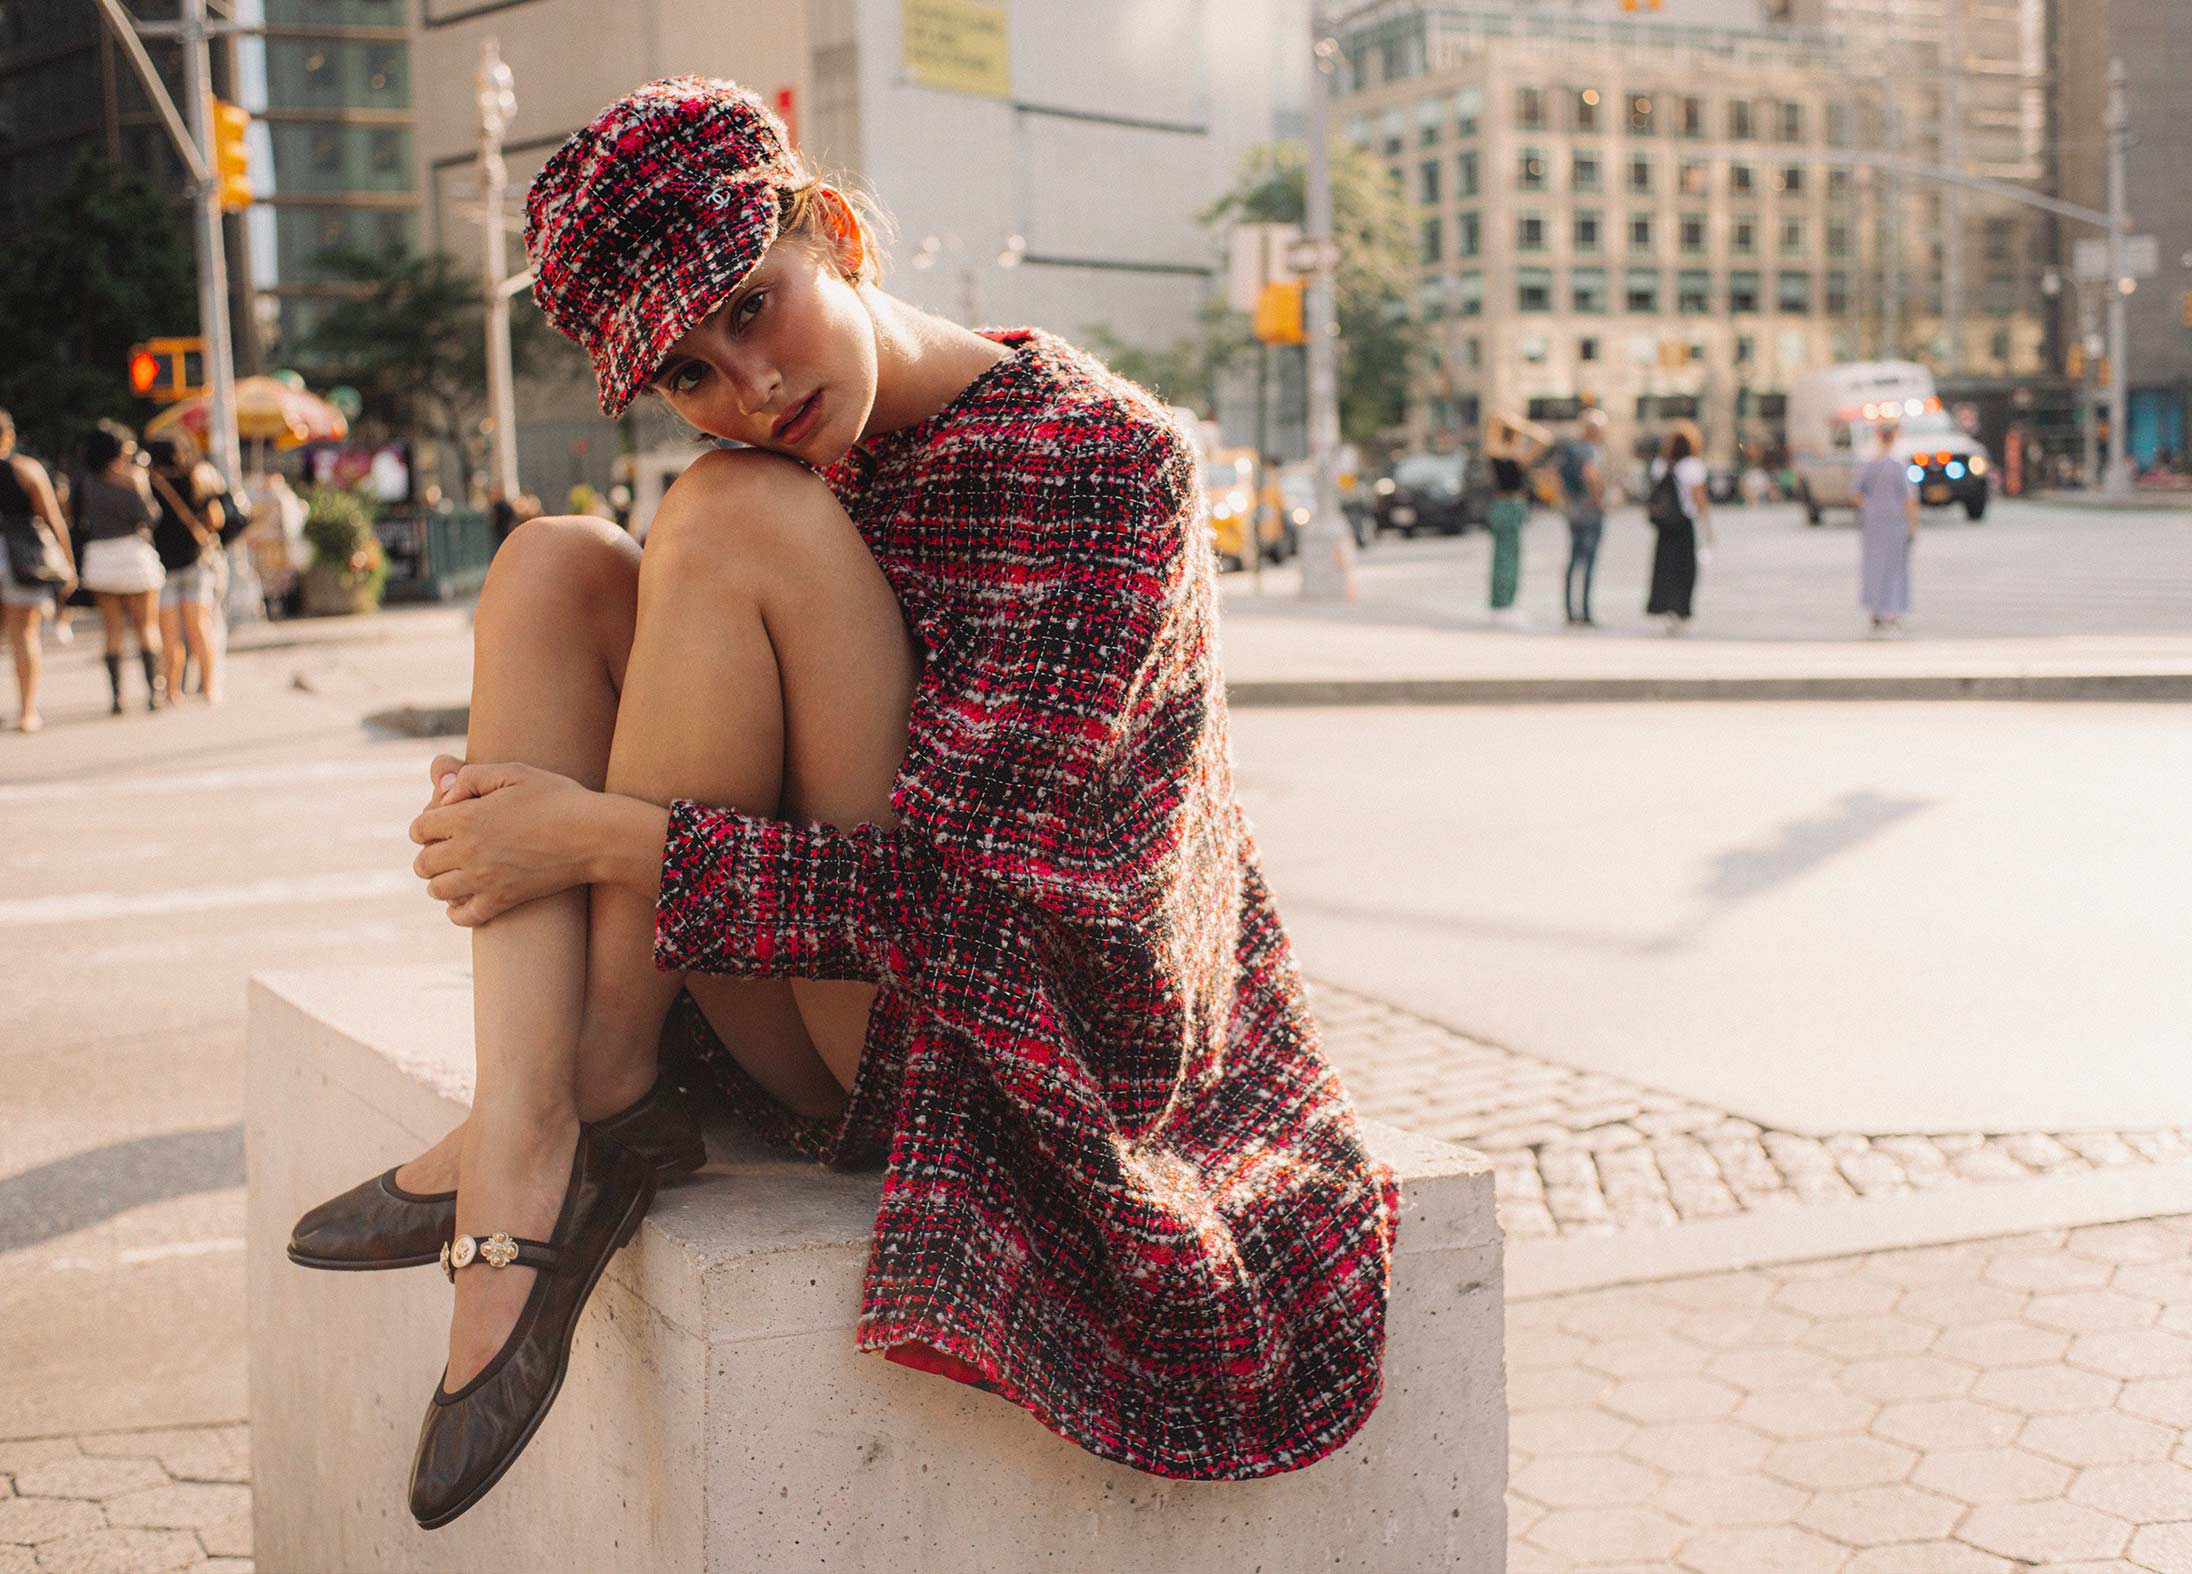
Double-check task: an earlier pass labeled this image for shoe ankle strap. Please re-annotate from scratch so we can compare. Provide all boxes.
[440,1232,563,1283]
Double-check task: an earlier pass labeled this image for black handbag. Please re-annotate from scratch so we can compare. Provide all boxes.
[2,513,69,586]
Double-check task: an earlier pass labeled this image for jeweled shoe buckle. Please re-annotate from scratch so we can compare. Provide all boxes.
[440,1231,518,1282]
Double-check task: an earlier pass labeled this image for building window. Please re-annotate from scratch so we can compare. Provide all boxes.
[1730,162,1757,198]
[1422,217,1443,264]
[1458,272,1483,317]
[1458,150,1479,198]
[1457,211,1481,258]
[1826,102,1853,147]
[1629,212,1654,250]
[1827,221,1850,258]
[1678,269,1712,314]
[1679,214,1707,255]
[1573,266,1609,314]
[1529,396,1584,422]
[1781,217,1807,257]
[1626,268,1661,313]
[1778,271,1813,313]
[1381,110,1404,156]
[1418,97,1444,146]
[1678,159,1708,197]
[1518,212,1547,252]
[369,128,404,177]
[1518,267,1555,313]
[1732,218,1757,256]
[1461,335,1482,368]
[1627,155,1653,194]
[1982,274,2015,312]
[1728,100,1754,140]
[1520,335,1550,365]
[1519,148,1547,191]
[1421,160,1442,205]
[1572,87,1602,131]
[1730,270,1762,313]
[1516,86,1545,129]
[1828,168,1852,200]
[1580,336,1601,362]
[1678,95,1705,138]
[1573,151,1602,193]
[1575,211,1602,253]
[1454,86,1481,138]
[1826,270,1850,314]
[1628,93,1655,136]
[1777,101,1805,143]
[1990,328,2012,362]
[1736,334,1756,365]
[1777,165,1804,195]
[310,127,342,176]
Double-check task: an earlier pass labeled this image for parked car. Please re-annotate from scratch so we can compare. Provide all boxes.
[1374,451,1490,536]
[1204,447,1290,570]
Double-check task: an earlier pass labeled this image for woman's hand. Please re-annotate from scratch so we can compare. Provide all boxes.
[407,758,601,927]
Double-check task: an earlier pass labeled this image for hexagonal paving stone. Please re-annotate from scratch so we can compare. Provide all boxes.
[2027,1289,2164,1333]
[2157,1301,2192,1336]
[26,1526,202,1574]
[1773,1275,1902,1319]
[1932,1319,2074,1368]
[2021,1410,2177,1468]
[1619,1420,1771,1476]
[1650,1471,1808,1529]
[198,1506,252,1558]
[0,1498,103,1546]
[1797,1483,1964,1546]
[1763,1434,1920,1490]
[2066,1221,2184,1265]
[1598,1375,1741,1424]
[103,1483,251,1532]
[1734,1384,1881,1441]
[2119,1377,2192,1427]
[1958,1499,2130,1563]
[1580,1335,1711,1379]
[1703,1344,1838,1391]
[1971,1365,2124,1416]
[2067,1460,2192,1524]
[1523,1505,1687,1564]
[1556,1291,1692,1341]
[2127,1521,2192,1572]
[1897,1283,2028,1326]
[1984,1251,2115,1293]
[1677,1524,1848,1574]
[1676,1307,1814,1351]
[1840,1354,1979,1402]
[0,1444,77,1477]
[1860,1241,1997,1287]
[2109,1260,2192,1302]
[1510,1453,1662,1510]
[2067,1329,2192,1381]
[0,1545,32,1574]
[1506,1405,1641,1457]
[9,1456,167,1502]
[1649,1272,1778,1312]
[1799,1316,1938,1360]
[1911,1445,2074,1506]
[1839,1542,2014,1572]
[1505,1327,1596,1370]
[1507,1364,1612,1410]
[1872,1397,2024,1451]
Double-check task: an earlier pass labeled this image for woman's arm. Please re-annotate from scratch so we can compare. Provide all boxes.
[17,458,74,579]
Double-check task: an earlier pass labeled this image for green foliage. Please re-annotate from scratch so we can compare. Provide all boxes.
[1084,299,1254,416]
[301,484,382,591]
[0,153,198,464]
[1199,141,1423,448]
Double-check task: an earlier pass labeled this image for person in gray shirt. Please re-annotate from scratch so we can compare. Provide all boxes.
[1558,409,1609,627]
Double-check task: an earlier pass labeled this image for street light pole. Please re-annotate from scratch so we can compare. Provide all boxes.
[1299,3,1355,602]
[477,39,520,503]
[181,0,241,484]
[2104,57,2132,496]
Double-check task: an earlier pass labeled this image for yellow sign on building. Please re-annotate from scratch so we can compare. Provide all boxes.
[903,0,1011,100]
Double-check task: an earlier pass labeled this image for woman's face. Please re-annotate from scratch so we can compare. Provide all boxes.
[649,232,877,466]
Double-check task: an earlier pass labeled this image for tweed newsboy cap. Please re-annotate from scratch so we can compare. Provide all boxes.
[524,78,802,417]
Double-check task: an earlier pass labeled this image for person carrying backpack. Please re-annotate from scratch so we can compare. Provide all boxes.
[1557,410,1609,627]
[1645,420,1713,633]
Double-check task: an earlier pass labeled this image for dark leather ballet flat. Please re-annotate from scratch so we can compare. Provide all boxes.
[285,1075,704,1271]
[408,1128,655,1530]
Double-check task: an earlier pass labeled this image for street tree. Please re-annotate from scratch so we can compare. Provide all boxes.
[0,153,198,466]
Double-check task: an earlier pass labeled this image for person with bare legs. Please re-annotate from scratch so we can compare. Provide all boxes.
[0,409,74,732]
[71,421,165,713]
[145,436,227,704]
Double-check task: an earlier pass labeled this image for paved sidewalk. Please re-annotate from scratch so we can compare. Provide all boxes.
[0,1425,249,1573]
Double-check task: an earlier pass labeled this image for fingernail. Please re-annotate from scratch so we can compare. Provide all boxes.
[439,774,458,796]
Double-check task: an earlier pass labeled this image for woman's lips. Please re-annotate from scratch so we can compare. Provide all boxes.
[774,391,822,445]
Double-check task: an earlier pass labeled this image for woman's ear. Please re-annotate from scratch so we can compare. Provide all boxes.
[814,186,866,281]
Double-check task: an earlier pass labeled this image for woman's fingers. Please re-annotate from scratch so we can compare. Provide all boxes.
[412,839,460,880]
[425,871,472,904]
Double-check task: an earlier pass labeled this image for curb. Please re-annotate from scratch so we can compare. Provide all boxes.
[1225,673,2192,706]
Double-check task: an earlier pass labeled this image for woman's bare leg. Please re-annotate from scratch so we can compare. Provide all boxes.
[158,603,186,699]
[184,600,221,701]
[5,603,43,729]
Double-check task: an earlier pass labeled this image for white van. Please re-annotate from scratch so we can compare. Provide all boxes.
[1788,362,1991,523]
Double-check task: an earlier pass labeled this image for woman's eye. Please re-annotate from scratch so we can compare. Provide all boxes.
[670,363,705,395]
[735,290,767,328]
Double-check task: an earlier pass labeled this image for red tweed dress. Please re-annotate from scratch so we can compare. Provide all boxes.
[652,327,1400,1480]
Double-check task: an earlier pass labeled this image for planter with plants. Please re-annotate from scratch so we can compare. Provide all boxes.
[299,486,387,616]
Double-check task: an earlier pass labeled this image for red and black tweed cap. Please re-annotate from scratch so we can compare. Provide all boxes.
[524,78,801,417]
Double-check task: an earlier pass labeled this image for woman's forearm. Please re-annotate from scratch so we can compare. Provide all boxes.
[583,791,672,895]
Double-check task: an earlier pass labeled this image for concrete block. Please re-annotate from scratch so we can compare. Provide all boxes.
[248,964,1507,1572]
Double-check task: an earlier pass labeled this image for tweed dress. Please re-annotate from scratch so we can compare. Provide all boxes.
[652,328,1401,1481]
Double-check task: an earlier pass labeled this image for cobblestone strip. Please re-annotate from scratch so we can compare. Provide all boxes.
[0,1423,251,1573]
[1309,980,2192,1242]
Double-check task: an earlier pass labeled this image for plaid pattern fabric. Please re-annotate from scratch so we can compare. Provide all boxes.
[524,78,799,417]
[654,330,1401,1481]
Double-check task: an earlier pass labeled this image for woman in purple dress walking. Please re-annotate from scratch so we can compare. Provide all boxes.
[1856,422,1920,635]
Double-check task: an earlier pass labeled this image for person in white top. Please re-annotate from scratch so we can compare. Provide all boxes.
[1644,419,1714,633]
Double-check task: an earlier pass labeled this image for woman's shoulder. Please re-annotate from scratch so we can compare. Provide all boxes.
[948,330,1193,497]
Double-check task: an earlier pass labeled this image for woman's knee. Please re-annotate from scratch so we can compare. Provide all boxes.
[479,513,639,647]
[639,450,859,603]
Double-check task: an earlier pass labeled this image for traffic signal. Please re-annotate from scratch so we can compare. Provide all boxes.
[1253,281,1306,346]
[1620,0,1663,9]
[2181,290,2192,330]
[212,97,252,212]
[125,337,206,403]
[2066,342,2085,378]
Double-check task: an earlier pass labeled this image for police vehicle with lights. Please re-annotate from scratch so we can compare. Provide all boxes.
[1788,362,1991,524]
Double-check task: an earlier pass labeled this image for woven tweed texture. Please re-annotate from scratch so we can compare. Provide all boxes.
[654,329,1401,1481]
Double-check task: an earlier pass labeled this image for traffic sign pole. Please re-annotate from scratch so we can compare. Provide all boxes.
[182,0,241,484]
[2105,59,2131,497]
[1299,3,1355,602]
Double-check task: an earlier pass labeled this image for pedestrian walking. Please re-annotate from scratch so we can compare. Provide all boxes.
[282,77,1397,1531]
[146,436,227,705]
[1645,419,1713,634]
[1556,409,1609,626]
[71,419,167,712]
[0,408,76,732]
[1856,420,1920,636]
[1483,413,1553,626]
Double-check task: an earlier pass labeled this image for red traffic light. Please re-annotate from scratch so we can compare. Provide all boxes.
[129,350,161,395]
